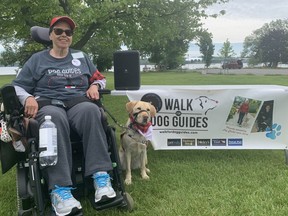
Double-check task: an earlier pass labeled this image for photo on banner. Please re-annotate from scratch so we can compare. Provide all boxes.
[225,96,262,130]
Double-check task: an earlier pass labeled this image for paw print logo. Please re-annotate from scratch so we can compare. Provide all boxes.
[266,123,281,140]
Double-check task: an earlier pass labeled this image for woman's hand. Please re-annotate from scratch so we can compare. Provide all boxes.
[24,96,38,118]
[86,84,100,100]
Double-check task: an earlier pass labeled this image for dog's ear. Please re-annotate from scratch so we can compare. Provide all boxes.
[126,101,138,113]
[149,103,157,117]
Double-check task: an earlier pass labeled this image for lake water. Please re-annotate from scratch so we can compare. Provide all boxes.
[1,65,213,75]
[0,67,19,75]
[142,63,249,71]
[1,63,288,75]
[143,62,288,71]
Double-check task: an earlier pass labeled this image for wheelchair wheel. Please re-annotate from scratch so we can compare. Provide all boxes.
[17,163,37,216]
[122,192,134,212]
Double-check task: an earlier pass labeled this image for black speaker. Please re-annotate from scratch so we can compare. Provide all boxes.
[113,50,140,90]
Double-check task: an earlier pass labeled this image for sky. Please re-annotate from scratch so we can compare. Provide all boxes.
[1,1,287,55]
[203,0,288,43]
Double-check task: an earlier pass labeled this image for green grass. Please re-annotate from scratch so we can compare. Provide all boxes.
[1,71,288,215]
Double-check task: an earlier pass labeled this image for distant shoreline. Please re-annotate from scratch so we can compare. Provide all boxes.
[186,42,243,59]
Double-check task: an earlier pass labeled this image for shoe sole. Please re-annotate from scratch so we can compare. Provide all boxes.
[52,205,82,216]
[95,192,116,203]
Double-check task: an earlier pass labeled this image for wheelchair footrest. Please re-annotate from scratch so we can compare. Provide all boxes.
[18,208,34,216]
[90,191,124,211]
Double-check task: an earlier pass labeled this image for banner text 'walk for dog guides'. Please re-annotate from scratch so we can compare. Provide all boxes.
[126,85,288,150]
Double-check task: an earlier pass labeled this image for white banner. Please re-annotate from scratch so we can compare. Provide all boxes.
[126,85,288,150]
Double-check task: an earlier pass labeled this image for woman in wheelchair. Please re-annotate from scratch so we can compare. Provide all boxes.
[12,16,116,216]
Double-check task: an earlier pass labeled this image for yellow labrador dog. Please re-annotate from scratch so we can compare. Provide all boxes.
[119,101,156,185]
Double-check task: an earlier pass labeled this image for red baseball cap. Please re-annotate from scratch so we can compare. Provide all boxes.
[50,16,76,30]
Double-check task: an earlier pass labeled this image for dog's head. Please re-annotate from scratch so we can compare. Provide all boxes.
[126,101,156,125]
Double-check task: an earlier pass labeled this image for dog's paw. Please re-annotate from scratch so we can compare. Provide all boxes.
[124,174,132,185]
[146,168,151,173]
[141,172,150,180]
[124,178,132,185]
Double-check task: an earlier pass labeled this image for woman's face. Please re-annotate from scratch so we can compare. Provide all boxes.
[49,21,73,49]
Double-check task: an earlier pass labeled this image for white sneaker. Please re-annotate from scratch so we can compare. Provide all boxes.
[51,185,82,216]
[93,172,116,202]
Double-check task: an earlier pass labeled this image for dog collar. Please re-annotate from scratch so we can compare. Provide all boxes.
[129,120,152,134]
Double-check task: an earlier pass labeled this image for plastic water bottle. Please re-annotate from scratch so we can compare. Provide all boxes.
[39,115,58,166]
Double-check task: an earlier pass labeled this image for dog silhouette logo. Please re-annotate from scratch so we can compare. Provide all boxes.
[192,96,218,115]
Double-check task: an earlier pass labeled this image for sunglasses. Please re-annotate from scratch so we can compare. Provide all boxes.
[53,28,73,37]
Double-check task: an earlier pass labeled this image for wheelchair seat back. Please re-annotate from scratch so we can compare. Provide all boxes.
[30,26,51,46]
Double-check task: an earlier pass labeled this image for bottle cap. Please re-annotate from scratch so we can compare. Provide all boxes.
[44,115,52,120]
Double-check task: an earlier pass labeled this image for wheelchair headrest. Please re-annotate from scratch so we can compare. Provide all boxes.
[30,26,52,46]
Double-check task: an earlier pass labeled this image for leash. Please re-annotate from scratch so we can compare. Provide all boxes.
[101,104,150,145]
[100,104,128,129]
[101,104,150,130]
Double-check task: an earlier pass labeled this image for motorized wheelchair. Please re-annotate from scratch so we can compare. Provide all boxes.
[0,26,134,216]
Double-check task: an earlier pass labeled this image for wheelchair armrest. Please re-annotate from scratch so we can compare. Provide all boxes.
[99,89,111,95]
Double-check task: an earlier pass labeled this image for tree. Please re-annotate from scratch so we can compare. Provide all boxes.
[242,19,288,67]
[0,0,228,70]
[197,31,215,68]
[218,39,236,59]
[148,39,189,70]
